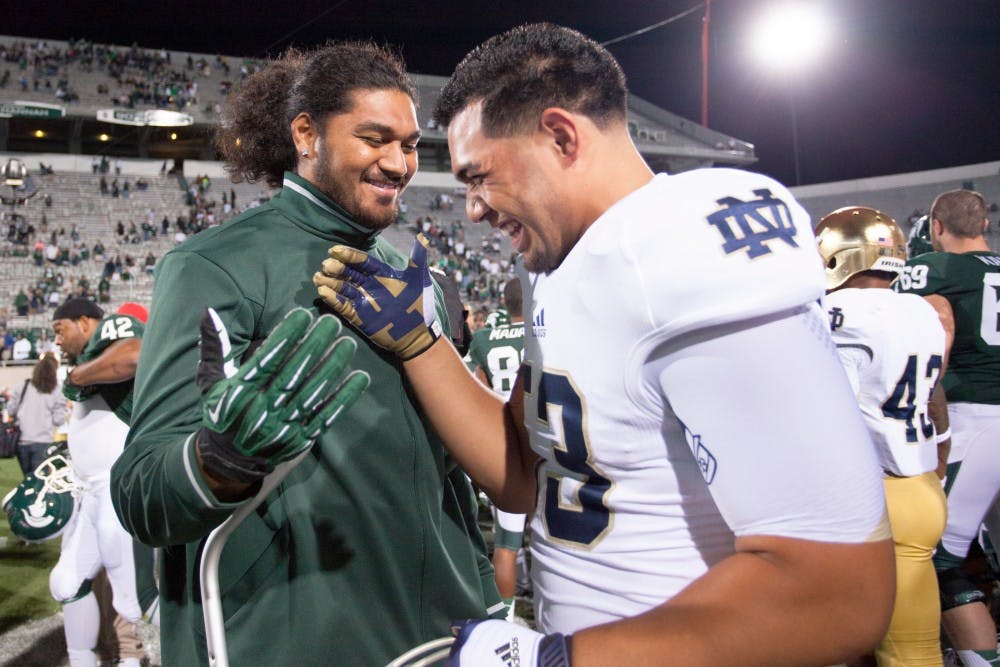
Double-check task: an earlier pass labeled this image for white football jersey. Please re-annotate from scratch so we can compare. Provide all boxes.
[824,288,946,477]
[69,394,129,484]
[519,169,889,634]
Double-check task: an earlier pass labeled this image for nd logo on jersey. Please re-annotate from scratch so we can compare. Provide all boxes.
[706,188,799,259]
[681,424,717,484]
[828,306,845,332]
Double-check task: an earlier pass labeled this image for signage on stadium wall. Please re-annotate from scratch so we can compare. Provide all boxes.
[0,100,66,119]
[96,109,194,127]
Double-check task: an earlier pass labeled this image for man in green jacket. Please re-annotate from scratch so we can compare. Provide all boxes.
[111,42,500,666]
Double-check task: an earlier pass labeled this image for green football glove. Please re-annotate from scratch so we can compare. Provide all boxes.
[196,307,370,483]
[312,234,442,360]
[62,373,98,403]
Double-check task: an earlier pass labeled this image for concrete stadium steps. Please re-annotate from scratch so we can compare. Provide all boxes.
[1,162,501,335]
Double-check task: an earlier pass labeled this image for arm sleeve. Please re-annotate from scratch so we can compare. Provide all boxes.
[833,345,868,398]
[494,509,526,551]
[467,334,486,373]
[447,467,504,618]
[651,303,889,543]
[7,388,21,415]
[110,250,259,547]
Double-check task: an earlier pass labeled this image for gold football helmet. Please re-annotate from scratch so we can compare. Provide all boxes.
[815,206,906,290]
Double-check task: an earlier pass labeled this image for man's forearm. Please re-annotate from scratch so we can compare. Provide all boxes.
[71,339,141,385]
[929,383,950,478]
[403,338,536,511]
[111,432,247,547]
[570,536,895,667]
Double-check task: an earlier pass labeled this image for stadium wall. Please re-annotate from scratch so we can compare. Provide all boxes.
[5,151,997,226]
[791,160,1000,230]
[2,152,464,188]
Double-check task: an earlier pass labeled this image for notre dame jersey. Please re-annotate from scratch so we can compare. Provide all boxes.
[77,313,144,423]
[825,288,946,477]
[519,169,887,633]
[467,321,525,400]
[895,251,1000,404]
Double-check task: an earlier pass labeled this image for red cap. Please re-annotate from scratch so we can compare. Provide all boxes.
[117,302,149,323]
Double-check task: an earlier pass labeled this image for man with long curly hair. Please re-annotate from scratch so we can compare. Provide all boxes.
[111,42,500,665]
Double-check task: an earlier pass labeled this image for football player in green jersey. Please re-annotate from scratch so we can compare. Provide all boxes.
[895,188,1000,667]
[467,278,528,619]
[55,300,144,422]
[50,298,152,667]
[468,279,524,399]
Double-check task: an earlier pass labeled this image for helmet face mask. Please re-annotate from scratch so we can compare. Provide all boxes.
[907,214,934,258]
[815,206,907,291]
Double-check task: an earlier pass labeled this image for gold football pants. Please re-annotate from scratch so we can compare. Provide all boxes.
[876,471,947,667]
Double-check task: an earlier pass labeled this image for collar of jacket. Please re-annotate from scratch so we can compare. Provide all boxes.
[273,171,380,250]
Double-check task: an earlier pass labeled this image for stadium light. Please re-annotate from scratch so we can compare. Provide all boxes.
[2,158,27,187]
[749,3,832,75]
[747,2,834,185]
[3,157,28,220]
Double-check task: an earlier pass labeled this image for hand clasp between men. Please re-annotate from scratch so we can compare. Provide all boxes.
[313,234,441,360]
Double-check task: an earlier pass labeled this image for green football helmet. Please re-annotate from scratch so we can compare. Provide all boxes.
[908,214,933,258]
[3,452,80,543]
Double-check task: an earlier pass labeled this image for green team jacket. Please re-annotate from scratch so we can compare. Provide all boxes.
[896,250,1000,404]
[110,172,499,666]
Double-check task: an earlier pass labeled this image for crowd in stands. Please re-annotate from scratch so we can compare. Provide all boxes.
[1,165,279,359]
[0,38,266,117]
[406,209,516,315]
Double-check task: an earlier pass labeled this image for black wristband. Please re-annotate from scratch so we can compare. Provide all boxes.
[196,427,271,484]
[538,633,571,667]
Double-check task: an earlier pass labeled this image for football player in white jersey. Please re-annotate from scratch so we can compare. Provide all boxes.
[315,24,894,666]
[816,207,950,667]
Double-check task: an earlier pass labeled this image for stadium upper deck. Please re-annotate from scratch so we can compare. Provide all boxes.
[0,35,756,174]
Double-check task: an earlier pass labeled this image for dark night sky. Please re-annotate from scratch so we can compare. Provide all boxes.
[11,1,1000,185]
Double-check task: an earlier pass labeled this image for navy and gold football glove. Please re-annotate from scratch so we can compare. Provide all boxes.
[196,307,370,483]
[313,235,442,360]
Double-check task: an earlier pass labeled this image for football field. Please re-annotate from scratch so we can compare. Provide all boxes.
[0,455,62,635]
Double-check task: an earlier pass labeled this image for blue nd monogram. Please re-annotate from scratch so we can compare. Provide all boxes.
[706,188,799,258]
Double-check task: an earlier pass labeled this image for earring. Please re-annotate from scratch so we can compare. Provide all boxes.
[301,149,309,157]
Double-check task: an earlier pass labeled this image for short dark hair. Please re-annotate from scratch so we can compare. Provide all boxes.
[503,277,523,318]
[215,41,416,187]
[433,23,628,136]
[931,189,988,239]
[52,297,103,321]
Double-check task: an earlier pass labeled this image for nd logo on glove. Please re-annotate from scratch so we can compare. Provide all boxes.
[313,234,442,360]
